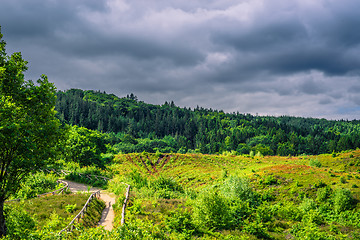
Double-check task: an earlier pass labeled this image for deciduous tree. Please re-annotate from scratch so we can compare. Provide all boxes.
[0,27,61,237]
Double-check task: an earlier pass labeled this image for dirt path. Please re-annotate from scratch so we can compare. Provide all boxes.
[98,191,116,230]
[63,180,115,230]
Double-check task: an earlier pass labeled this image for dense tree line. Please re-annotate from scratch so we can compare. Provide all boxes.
[55,89,360,156]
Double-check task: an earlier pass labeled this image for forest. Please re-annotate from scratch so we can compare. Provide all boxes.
[55,89,360,157]
[2,84,360,240]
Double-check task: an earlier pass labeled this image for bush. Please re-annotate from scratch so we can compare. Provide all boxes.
[65,203,77,213]
[242,220,271,239]
[4,204,36,239]
[260,175,278,186]
[299,198,317,212]
[12,172,59,200]
[126,170,148,189]
[316,186,332,202]
[333,188,355,213]
[309,159,322,168]
[220,176,254,202]
[277,203,303,221]
[152,176,182,193]
[165,209,196,235]
[340,176,346,184]
[193,190,231,230]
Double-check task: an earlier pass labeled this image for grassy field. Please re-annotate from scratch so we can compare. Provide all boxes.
[107,150,360,239]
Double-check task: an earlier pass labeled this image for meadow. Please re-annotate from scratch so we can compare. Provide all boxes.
[2,150,360,239]
[105,150,360,239]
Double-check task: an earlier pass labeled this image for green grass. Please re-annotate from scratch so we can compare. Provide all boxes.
[6,150,360,239]
[5,193,105,231]
[108,150,360,239]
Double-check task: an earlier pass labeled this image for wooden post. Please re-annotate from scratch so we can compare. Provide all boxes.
[121,184,131,225]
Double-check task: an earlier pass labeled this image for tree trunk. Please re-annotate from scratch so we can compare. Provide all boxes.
[0,199,7,237]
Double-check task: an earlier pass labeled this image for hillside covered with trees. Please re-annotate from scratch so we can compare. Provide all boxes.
[55,89,360,156]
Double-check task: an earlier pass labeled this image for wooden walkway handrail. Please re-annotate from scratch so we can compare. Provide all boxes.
[44,168,111,181]
[5,180,69,203]
[120,183,131,225]
[58,190,101,234]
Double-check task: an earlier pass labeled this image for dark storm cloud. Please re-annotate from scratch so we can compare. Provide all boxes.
[1,0,360,119]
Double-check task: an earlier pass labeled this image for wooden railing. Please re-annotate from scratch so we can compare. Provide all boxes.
[5,180,69,203]
[58,190,101,234]
[120,183,131,225]
[44,168,111,181]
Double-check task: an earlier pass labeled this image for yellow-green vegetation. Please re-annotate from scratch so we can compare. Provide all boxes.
[4,193,105,239]
[105,150,360,239]
[9,150,359,239]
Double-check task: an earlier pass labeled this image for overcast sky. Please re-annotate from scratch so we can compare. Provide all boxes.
[1,0,360,119]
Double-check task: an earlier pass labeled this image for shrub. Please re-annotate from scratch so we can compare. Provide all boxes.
[316,186,332,202]
[314,181,327,189]
[228,200,253,227]
[4,204,36,239]
[165,209,196,234]
[260,175,278,186]
[65,203,77,213]
[13,172,58,200]
[302,209,324,225]
[309,159,322,168]
[127,170,148,189]
[193,190,231,230]
[220,176,254,202]
[340,176,346,184]
[333,188,355,213]
[101,153,114,163]
[152,176,183,192]
[277,203,303,221]
[299,198,317,212]
[242,220,271,239]
[150,176,183,199]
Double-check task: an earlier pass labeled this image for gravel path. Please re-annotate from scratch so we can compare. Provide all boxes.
[63,180,116,230]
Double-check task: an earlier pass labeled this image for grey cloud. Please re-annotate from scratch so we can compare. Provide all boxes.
[319,98,333,105]
[1,0,360,119]
[298,79,325,95]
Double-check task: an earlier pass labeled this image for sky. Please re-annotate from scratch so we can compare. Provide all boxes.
[1,0,360,120]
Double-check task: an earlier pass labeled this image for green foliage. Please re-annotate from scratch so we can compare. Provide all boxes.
[65,203,77,213]
[333,188,355,213]
[126,170,148,189]
[165,208,196,236]
[11,172,59,200]
[152,176,183,192]
[260,175,279,186]
[101,153,114,163]
[44,210,63,231]
[220,176,254,202]
[310,158,322,168]
[151,176,184,199]
[56,89,360,156]
[242,220,271,239]
[3,204,36,240]
[193,190,231,230]
[340,176,347,184]
[316,186,332,202]
[0,27,62,237]
[63,164,110,188]
[299,198,317,212]
[64,125,107,168]
[290,222,340,240]
[277,203,303,221]
[4,192,105,239]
